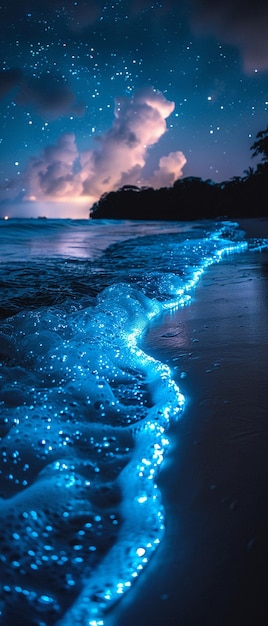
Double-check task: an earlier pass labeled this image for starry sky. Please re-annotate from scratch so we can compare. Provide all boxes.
[0,0,267,218]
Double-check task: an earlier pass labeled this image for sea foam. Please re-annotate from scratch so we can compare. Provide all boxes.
[0,219,249,625]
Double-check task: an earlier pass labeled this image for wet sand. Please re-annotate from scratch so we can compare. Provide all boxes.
[106,220,268,626]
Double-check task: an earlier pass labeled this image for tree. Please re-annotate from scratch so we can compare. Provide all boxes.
[250,127,268,165]
[243,166,255,179]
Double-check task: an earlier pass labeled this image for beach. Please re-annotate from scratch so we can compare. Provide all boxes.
[0,217,267,625]
[106,219,268,626]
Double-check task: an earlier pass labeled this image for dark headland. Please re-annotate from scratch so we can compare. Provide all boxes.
[90,127,268,221]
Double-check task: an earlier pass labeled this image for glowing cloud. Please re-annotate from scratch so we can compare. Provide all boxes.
[24,133,82,200]
[148,151,187,188]
[21,88,186,209]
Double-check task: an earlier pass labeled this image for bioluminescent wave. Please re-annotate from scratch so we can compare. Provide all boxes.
[0,220,253,625]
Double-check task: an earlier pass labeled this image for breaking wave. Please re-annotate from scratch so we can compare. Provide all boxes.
[0,219,249,625]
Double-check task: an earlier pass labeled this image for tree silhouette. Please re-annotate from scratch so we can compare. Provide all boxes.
[90,127,268,220]
[243,166,255,179]
[251,127,268,167]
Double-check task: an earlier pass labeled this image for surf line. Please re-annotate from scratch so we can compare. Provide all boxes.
[57,226,248,626]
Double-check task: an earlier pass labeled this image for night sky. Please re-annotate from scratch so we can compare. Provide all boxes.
[0,0,267,218]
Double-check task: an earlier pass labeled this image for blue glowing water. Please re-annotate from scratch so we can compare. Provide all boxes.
[0,218,256,625]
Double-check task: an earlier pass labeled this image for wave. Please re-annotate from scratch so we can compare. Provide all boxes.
[0,221,249,625]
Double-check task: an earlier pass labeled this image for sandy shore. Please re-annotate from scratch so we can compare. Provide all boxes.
[237,216,268,238]
[106,220,268,626]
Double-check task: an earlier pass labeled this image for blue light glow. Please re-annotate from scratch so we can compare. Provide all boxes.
[0,220,261,626]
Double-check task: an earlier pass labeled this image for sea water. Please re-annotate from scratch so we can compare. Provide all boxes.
[0,218,262,626]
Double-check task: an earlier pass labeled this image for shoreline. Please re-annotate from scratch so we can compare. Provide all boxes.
[105,232,268,626]
[236,217,268,238]
[1,217,267,625]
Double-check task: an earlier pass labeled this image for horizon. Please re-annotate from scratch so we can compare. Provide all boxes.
[1,155,265,220]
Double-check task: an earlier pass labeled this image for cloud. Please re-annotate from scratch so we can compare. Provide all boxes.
[2,2,267,75]
[24,134,82,200]
[0,67,84,119]
[16,73,85,119]
[125,0,268,73]
[188,0,268,73]
[66,2,102,32]
[129,0,176,16]
[148,151,187,188]
[81,88,181,196]
[0,68,23,98]
[17,88,186,207]
[0,0,104,33]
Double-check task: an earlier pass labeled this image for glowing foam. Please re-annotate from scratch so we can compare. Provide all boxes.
[0,220,254,626]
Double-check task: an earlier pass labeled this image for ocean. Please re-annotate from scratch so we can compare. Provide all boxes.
[0,218,267,626]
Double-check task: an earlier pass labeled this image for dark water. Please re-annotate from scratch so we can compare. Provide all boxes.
[0,218,265,626]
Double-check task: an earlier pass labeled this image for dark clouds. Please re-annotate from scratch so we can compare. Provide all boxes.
[1,1,267,72]
[0,69,85,119]
[0,68,22,98]
[65,2,102,33]
[189,0,268,72]
[16,74,85,119]
[130,0,268,72]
